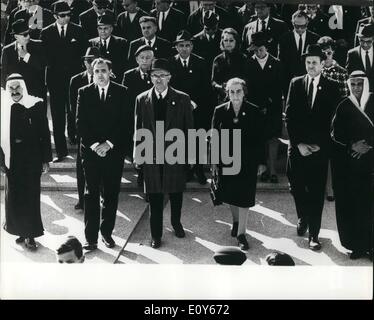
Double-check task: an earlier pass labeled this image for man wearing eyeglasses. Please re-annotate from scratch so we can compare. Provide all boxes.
[1,18,47,113]
[346,24,374,92]
[278,10,320,96]
[40,0,88,162]
[79,0,114,40]
[133,58,194,249]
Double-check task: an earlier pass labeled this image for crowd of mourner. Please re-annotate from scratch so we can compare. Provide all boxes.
[0,0,373,263]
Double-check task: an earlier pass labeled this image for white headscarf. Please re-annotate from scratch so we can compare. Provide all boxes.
[1,74,43,168]
[347,70,370,111]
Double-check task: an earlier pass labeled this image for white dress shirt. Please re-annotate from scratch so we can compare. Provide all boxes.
[254,53,269,69]
[179,55,190,67]
[293,30,306,54]
[361,47,373,71]
[56,22,68,37]
[307,73,321,108]
[158,8,170,30]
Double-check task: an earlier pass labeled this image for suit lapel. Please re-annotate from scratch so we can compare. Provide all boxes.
[165,88,178,131]
[146,89,156,133]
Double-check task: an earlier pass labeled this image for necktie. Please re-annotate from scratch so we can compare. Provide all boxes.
[183,60,187,69]
[298,34,303,57]
[261,20,266,31]
[100,88,105,102]
[89,74,93,84]
[61,25,65,38]
[158,93,162,100]
[147,39,152,46]
[159,12,164,30]
[365,50,371,73]
[307,78,314,108]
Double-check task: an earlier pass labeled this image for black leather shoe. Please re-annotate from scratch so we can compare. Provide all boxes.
[74,202,84,210]
[151,238,161,249]
[308,238,322,251]
[52,156,66,163]
[25,238,37,251]
[270,174,279,183]
[350,250,366,260]
[297,219,308,236]
[260,171,270,182]
[231,222,238,237]
[15,236,25,244]
[237,234,249,251]
[83,242,98,251]
[102,236,115,248]
[173,224,185,238]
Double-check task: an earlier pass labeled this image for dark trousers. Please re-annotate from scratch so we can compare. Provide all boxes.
[148,192,183,239]
[82,149,124,243]
[76,139,85,204]
[287,149,328,239]
[47,75,69,158]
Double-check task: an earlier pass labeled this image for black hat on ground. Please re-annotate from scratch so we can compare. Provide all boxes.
[203,12,219,29]
[83,46,101,59]
[11,19,30,35]
[266,252,295,266]
[174,30,193,44]
[150,58,171,73]
[97,13,115,26]
[302,44,325,59]
[213,247,247,265]
[52,1,71,14]
[134,44,154,57]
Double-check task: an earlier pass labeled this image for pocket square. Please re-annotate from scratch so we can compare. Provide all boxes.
[71,38,77,42]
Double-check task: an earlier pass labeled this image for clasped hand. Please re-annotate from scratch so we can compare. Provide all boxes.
[297,143,320,156]
[351,140,372,159]
[94,142,111,157]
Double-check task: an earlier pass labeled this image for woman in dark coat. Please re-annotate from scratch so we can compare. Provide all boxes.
[331,71,374,260]
[246,31,284,184]
[211,78,265,251]
[1,74,52,250]
[211,28,249,104]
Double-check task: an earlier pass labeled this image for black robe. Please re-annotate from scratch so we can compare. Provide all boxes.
[331,94,374,252]
[3,101,52,238]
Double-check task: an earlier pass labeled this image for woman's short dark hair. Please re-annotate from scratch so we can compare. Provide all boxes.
[220,27,240,51]
[56,236,83,259]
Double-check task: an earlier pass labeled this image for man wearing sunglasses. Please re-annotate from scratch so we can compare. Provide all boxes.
[1,18,47,114]
[40,0,87,162]
[79,0,114,40]
[346,24,374,92]
[279,10,320,96]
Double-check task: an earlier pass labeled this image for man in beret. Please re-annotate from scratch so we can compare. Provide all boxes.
[122,44,155,188]
[346,24,374,92]
[40,0,88,162]
[133,58,194,249]
[116,0,149,42]
[150,0,185,43]
[127,15,172,68]
[68,46,100,211]
[89,13,128,81]
[79,0,114,40]
[1,18,47,113]
[169,29,212,185]
[285,44,341,251]
[191,11,222,70]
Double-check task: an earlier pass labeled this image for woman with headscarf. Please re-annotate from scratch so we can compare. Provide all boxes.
[331,70,374,260]
[211,28,249,104]
[1,73,52,250]
[211,78,265,251]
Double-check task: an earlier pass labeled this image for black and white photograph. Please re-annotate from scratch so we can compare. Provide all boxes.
[0,0,372,302]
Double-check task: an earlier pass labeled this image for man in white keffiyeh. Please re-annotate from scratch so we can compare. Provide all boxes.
[1,73,52,251]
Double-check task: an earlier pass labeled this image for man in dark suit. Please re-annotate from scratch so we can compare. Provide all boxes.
[187,1,230,36]
[278,10,320,96]
[150,0,185,43]
[242,2,288,56]
[122,44,154,187]
[89,14,128,81]
[116,0,149,42]
[169,30,212,185]
[133,59,194,249]
[79,0,113,40]
[191,12,222,71]
[354,5,373,46]
[1,19,47,113]
[76,58,131,251]
[285,44,341,251]
[5,1,55,44]
[237,1,255,27]
[63,0,92,25]
[40,1,88,162]
[305,3,330,37]
[127,16,172,68]
[68,47,100,210]
[346,24,374,92]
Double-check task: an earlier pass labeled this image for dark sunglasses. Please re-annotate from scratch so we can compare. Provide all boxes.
[96,5,108,10]
[58,13,71,18]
